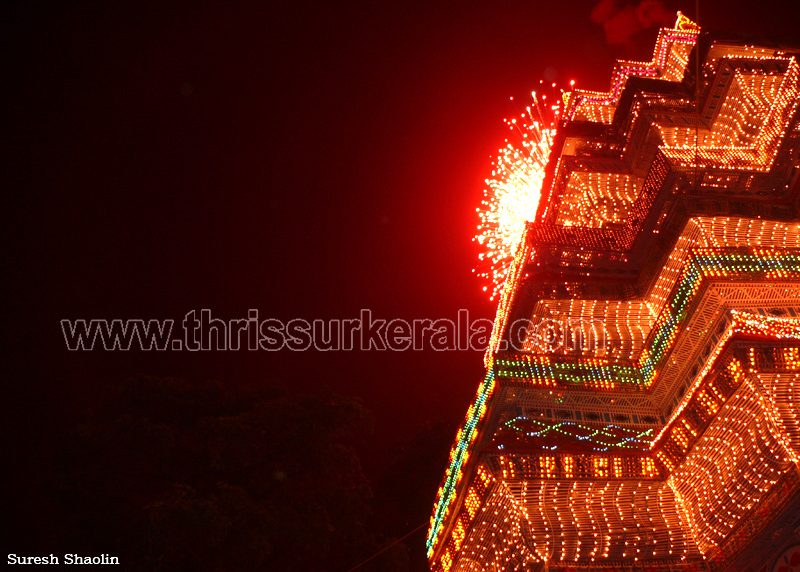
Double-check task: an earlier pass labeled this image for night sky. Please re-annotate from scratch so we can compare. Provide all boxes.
[6,0,800,566]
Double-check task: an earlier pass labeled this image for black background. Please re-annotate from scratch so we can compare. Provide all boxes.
[6,0,800,568]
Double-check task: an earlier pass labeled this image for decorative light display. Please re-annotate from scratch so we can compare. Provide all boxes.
[428,368,497,557]
[490,452,661,481]
[667,374,797,552]
[475,93,556,299]
[657,58,800,171]
[653,342,800,464]
[495,248,800,391]
[486,239,532,364]
[511,480,695,562]
[556,173,643,229]
[431,11,800,572]
[562,12,699,124]
[497,417,654,453]
[434,317,800,570]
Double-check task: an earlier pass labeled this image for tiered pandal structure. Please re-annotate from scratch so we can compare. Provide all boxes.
[429,14,800,572]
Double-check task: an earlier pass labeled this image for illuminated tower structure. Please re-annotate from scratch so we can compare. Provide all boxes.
[429,14,800,572]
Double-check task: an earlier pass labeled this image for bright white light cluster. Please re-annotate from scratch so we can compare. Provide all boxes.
[475,94,556,299]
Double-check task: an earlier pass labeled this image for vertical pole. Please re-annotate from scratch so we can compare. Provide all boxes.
[695,0,701,188]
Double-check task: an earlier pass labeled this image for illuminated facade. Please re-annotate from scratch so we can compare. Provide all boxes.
[431,15,800,572]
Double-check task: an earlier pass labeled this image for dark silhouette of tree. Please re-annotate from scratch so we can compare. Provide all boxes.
[47,375,409,572]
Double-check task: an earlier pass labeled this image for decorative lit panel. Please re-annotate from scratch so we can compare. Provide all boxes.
[556,172,643,228]
[652,285,800,413]
[523,299,654,360]
[652,355,747,472]
[447,482,538,572]
[507,480,700,563]
[572,103,617,125]
[658,59,800,171]
[495,384,661,430]
[667,375,795,554]
[703,465,800,571]
[703,42,796,74]
[489,451,660,480]
[757,371,800,458]
[700,218,800,249]
[662,39,693,83]
[493,417,655,454]
[646,218,800,315]
[644,219,707,311]
[517,218,800,366]
[496,353,641,390]
[656,311,800,427]
[499,250,800,395]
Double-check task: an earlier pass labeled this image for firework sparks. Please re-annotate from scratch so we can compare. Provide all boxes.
[475,89,559,299]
